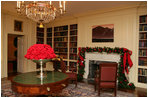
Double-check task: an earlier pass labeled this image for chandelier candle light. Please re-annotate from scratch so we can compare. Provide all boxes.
[17,1,66,27]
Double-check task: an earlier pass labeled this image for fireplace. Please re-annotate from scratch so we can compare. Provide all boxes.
[84,52,120,80]
[87,60,116,83]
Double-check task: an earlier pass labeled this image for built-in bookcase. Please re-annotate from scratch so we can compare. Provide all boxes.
[138,15,147,84]
[69,24,78,68]
[36,24,78,69]
[47,28,52,47]
[36,27,44,44]
[46,24,78,68]
[54,25,68,59]
[69,24,77,60]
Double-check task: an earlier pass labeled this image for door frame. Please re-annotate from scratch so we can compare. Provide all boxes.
[7,34,24,76]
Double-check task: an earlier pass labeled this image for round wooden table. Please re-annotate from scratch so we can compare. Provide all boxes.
[11,71,69,96]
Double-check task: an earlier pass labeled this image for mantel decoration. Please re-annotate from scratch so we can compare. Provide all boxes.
[17,1,66,28]
[25,44,56,79]
[77,47,135,89]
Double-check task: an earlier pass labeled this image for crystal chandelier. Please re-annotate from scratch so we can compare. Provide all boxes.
[17,1,66,27]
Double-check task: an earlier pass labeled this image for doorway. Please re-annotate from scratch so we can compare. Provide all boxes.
[7,34,24,77]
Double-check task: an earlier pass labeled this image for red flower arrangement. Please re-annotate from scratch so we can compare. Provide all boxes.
[24,44,56,60]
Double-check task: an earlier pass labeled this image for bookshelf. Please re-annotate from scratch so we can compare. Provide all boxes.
[46,24,78,69]
[138,15,147,85]
[69,24,78,68]
[36,27,44,44]
[54,25,68,60]
[47,28,52,47]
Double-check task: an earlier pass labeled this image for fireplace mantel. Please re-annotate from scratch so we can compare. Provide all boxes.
[84,52,120,79]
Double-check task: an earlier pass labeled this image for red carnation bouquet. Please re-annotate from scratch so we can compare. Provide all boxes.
[24,44,56,60]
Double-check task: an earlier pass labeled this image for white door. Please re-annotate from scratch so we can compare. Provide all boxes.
[17,35,24,73]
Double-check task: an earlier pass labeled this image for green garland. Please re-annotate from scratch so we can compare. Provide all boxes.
[77,47,135,89]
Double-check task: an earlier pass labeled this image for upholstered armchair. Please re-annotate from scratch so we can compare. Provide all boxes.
[94,63,118,96]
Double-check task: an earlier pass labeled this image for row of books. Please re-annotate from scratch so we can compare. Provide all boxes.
[140,15,147,23]
[47,33,52,37]
[47,42,52,46]
[36,27,44,44]
[47,28,52,32]
[69,62,77,67]
[54,43,67,47]
[70,24,77,30]
[37,41,44,44]
[37,38,44,42]
[139,58,147,66]
[139,41,147,47]
[138,76,147,83]
[37,33,44,37]
[54,37,68,41]
[54,32,68,36]
[47,38,52,41]
[139,33,147,39]
[70,43,77,47]
[70,31,77,35]
[37,27,44,32]
[139,24,147,31]
[70,36,77,41]
[69,54,77,60]
[59,54,67,59]
[54,26,68,31]
[48,24,77,32]
[55,48,68,53]
[37,40,44,44]
[70,48,77,53]
[138,68,147,75]
[54,48,59,52]
[69,62,77,71]
[139,50,147,56]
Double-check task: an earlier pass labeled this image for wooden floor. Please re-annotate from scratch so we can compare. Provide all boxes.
[7,72,147,97]
[119,87,147,97]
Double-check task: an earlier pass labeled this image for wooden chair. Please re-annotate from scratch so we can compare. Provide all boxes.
[94,69,99,91]
[52,56,61,72]
[94,63,118,96]
[60,57,77,87]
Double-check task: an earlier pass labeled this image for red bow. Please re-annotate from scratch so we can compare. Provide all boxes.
[123,48,133,74]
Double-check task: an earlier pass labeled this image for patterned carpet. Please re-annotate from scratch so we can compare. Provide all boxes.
[1,78,135,97]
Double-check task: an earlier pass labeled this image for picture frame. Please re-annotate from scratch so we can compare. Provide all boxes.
[14,20,23,32]
[92,24,114,42]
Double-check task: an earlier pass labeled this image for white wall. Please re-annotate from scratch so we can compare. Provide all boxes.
[1,11,55,78]
[1,10,4,78]
[1,11,37,78]
[46,5,147,87]
[78,7,138,83]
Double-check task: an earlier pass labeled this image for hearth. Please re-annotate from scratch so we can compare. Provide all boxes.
[84,52,120,79]
[87,60,115,83]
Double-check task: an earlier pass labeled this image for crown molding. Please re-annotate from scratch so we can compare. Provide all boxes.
[2,9,26,19]
[1,9,36,24]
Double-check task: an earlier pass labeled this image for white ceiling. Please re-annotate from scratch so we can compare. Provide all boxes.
[1,1,140,15]
[1,1,142,17]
